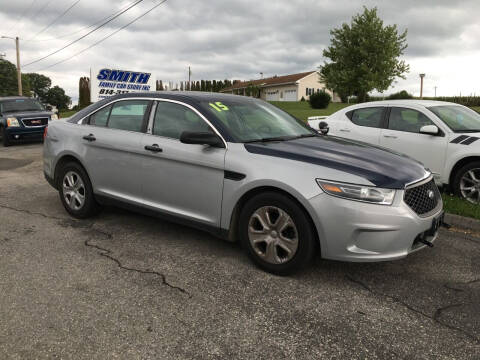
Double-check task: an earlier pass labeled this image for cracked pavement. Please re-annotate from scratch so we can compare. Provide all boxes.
[0,144,479,359]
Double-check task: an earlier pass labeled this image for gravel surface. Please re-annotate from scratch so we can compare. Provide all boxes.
[0,143,479,359]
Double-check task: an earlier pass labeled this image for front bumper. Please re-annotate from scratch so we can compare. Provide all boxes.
[5,126,46,142]
[308,190,443,262]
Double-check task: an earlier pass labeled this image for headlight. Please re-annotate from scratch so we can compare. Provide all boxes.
[6,117,20,127]
[50,113,58,120]
[316,179,396,205]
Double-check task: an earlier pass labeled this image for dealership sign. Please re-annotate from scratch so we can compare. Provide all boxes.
[90,67,155,102]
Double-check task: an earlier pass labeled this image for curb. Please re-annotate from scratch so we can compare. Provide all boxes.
[445,213,480,232]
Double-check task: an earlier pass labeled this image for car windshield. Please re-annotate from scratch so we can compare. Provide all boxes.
[428,105,480,132]
[0,98,45,113]
[200,99,315,142]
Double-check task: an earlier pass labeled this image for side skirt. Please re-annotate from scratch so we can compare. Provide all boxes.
[94,194,231,241]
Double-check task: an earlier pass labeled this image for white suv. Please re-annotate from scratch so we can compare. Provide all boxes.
[308,100,480,203]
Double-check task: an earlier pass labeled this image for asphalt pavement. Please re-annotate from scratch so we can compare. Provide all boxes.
[0,143,479,359]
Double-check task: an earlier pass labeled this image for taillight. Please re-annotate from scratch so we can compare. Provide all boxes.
[43,126,48,139]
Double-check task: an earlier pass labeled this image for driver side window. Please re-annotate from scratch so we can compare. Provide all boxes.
[153,101,212,139]
[388,107,434,133]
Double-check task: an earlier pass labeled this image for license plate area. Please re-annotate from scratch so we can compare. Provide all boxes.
[426,211,444,237]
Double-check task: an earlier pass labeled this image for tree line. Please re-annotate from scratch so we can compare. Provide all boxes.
[156,79,234,92]
[0,59,71,110]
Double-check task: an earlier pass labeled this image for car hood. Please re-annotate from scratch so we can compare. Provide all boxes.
[244,136,429,189]
[3,111,53,119]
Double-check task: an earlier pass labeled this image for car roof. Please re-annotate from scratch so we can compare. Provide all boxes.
[0,96,32,101]
[346,99,459,109]
[68,91,262,142]
[108,91,254,102]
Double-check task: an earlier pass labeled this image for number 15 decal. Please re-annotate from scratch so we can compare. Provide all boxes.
[209,102,229,112]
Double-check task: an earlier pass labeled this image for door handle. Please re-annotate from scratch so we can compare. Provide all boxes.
[339,129,350,132]
[144,144,163,153]
[82,134,96,142]
[383,135,397,139]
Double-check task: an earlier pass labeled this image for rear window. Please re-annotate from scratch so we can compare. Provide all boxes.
[347,107,385,128]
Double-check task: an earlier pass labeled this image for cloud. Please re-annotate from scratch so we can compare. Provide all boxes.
[0,0,478,103]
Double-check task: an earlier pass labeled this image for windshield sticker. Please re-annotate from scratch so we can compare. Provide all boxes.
[209,102,229,112]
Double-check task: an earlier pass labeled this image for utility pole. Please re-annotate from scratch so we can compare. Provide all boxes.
[15,37,22,95]
[419,73,425,99]
[188,66,191,90]
[434,86,437,97]
[1,36,22,95]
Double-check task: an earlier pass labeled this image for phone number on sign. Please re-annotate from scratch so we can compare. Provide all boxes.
[99,89,131,95]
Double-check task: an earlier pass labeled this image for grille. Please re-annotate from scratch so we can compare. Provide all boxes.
[21,117,48,127]
[404,178,441,216]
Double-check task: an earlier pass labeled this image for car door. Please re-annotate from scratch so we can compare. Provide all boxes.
[80,99,151,200]
[140,100,226,226]
[379,106,448,181]
[334,106,386,145]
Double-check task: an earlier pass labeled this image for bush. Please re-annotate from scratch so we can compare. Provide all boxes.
[309,90,331,109]
[387,90,413,100]
[300,96,306,102]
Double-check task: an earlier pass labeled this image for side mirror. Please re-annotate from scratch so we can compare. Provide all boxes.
[319,121,329,135]
[419,125,439,135]
[180,131,225,148]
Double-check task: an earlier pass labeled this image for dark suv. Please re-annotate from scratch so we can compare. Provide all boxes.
[0,96,56,146]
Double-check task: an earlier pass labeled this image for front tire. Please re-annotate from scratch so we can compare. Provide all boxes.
[58,162,100,218]
[453,161,480,203]
[238,192,316,275]
[1,127,10,147]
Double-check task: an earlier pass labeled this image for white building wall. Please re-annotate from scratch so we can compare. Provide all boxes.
[297,72,341,102]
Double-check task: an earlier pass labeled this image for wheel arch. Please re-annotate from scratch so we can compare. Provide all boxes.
[53,153,91,189]
[448,156,480,187]
[226,185,321,255]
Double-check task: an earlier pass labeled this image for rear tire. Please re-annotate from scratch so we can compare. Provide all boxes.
[1,127,10,147]
[452,161,480,204]
[58,162,101,218]
[238,191,316,275]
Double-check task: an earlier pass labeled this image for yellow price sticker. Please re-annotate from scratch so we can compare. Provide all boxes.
[209,102,229,112]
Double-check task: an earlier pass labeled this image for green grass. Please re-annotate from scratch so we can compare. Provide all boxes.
[472,106,480,113]
[442,193,480,220]
[269,101,350,121]
[59,110,77,118]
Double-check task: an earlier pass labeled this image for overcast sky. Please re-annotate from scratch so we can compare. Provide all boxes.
[1,0,479,104]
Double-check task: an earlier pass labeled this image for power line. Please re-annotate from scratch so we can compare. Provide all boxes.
[16,0,39,32]
[41,0,168,71]
[23,0,141,42]
[28,0,81,40]
[29,0,55,22]
[22,0,145,67]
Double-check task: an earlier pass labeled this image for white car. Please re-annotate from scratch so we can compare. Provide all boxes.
[308,100,480,203]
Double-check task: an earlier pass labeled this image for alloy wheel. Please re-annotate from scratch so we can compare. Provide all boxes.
[248,206,299,264]
[460,168,480,203]
[62,171,86,211]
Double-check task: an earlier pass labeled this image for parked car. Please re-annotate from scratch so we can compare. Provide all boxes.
[44,93,443,274]
[308,100,480,204]
[0,96,58,146]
